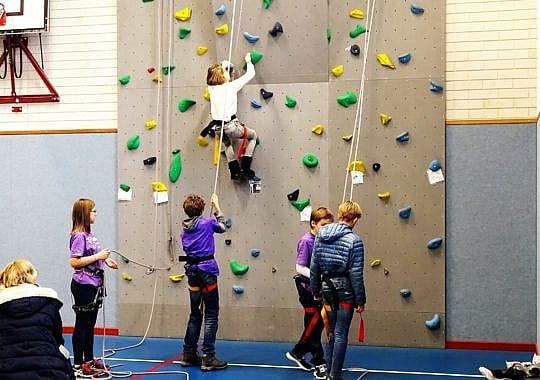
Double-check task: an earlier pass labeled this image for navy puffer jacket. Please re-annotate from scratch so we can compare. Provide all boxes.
[310,222,366,306]
[0,283,75,379]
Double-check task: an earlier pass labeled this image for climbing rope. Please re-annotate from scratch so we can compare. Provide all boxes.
[342,0,377,203]
[110,250,171,272]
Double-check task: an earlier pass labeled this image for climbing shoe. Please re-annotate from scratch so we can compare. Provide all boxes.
[180,351,202,367]
[201,354,228,371]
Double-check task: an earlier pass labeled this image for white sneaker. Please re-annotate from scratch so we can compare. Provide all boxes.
[313,364,327,379]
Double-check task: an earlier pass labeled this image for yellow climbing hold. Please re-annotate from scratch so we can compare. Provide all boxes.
[380,113,392,125]
[215,24,229,35]
[331,64,344,77]
[376,53,395,69]
[377,191,391,200]
[312,124,324,135]
[122,273,133,281]
[197,135,209,147]
[370,259,382,268]
[145,120,157,129]
[203,87,210,101]
[169,273,185,282]
[347,160,366,173]
[197,46,208,55]
[152,181,168,192]
[349,9,365,19]
[175,7,192,21]
[152,75,163,83]
[342,134,353,141]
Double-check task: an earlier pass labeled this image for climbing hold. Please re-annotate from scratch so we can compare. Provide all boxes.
[285,95,297,108]
[380,113,392,125]
[428,160,442,172]
[326,27,331,42]
[152,75,163,83]
[142,0,153,2]
[427,237,443,250]
[127,135,140,150]
[383,267,390,276]
[425,314,441,330]
[349,9,365,19]
[145,120,157,129]
[196,46,208,55]
[178,98,196,112]
[232,285,245,294]
[337,91,357,107]
[169,273,185,283]
[331,64,344,77]
[143,156,157,166]
[399,207,412,219]
[203,87,210,101]
[215,4,225,15]
[178,28,191,39]
[269,22,283,37]
[350,44,361,56]
[287,189,300,201]
[271,267,277,273]
[291,198,310,212]
[376,53,395,69]
[347,160,366,173]
[147,67,155,73]
[303,153,319,168]
[225,239,232,246]
[342,134,353,142]
[251,100,262,109]
[169,149,182,183]
[197,135,209,147]
[263,0,272,9]
[398,52,412,64]
[260,88,273,100]
[312,124,324,135]
[400,289,412,298]
[118,75,131,85]
[377,191,390,200]
[372,163,381,172]
[411,4,425,15]
[370,259,381,268]
[230,259,249,276]
[162,65,176,75]
[396,131,409,143]
[151,181,168,192]
[250,49,263,64]
[174,7,192,21]
[250,249,260,258]
[122,273,133,281]
[349,24,366,38]
[215,24,229,35]
[429,80,444,92]
[119,183,131,192]
[243,32,260,43]
[224,218,232,229]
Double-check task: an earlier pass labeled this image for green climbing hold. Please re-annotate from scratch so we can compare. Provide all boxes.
[178,98,196,112]
[162,65,176,75]
[263,0,272,9]
[285,95,297,108]
[303,153,319,168]
[326,27,331,42]
[178,28,191,39]
[349,24,366,38]
[127,135,140,150]
[142,0,153,2]
[250,49,263,64]
[337,91,357,107]
[120,183,131,192]
[230,259,249,276]
[169,149,182,183]
[118,75,131,85]
[291,198,310,212]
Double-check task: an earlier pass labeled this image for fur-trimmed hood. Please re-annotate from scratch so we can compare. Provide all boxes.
[0,283,61,318]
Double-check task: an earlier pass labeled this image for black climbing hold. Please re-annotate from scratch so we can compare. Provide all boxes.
[144,156,157,166]
[372,162,381,172]
[260,88,273,100]
[225,239,232,245]
[350,44,360,56]
[287,189,300,201]
[269,22,283,37]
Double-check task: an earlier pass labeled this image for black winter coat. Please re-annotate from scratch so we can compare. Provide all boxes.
[0,283,75,379]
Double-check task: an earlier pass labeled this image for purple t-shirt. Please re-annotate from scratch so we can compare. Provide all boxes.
[296,232,315,267]
[181,216,223,276]
[70,232,104,287]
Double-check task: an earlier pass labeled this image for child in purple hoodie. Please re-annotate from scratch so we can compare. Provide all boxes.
[179,193,228,371]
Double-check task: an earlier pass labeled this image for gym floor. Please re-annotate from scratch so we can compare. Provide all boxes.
[64,335,533,379]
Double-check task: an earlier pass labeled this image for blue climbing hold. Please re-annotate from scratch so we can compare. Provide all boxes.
[428,160,441,172]
[250,249,260,258]
[232,285,245,294]
[411,4,425,15]
[215,4,225,15]
[243,32,260,43]
[398,207,412,219]
[396,131,409,143]
[425,314,441,330]
[251,100,262,109]
[430,80,444,92]
[400,288,412,298]
[224,218,232,229]
[398,52,411,64]
[427,237,443,250]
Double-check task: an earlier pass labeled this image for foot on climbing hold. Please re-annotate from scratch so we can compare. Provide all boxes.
[370,259,381,268]
[303,153,318,168]
[349,9,365,19]
[119,75,131,85]
[377,191,390,200]
[427,237,443,250]
[398,207,412,219]
[347,160,366,172]
[232,285,245,294]
[396,131,409,143]
[178,28,191,39]
[337,91,357,107]
[425,314,441,330]
[178,98,196,112]
[287,189,300,201]
[230,259,249,276]
[311,124,324,135]
[143,156,157,166]
[349,24,366,38]
[342,134,353,142]
[175,7,192,21]
[197,46,208,55]
[151,181,168,192]
[429,80,444,92]
[285,95,297,108]
[243,32,260,43]
[260,88,273,100]
[145,119,157,129]
[291,198,310,212]
[398,52,412,64]
[372,162,381,172]
[331,64,344,77]
[215,24,229,35]
[269,22,283,37]
[350,44,361,56]
[411,4,425,15]
[400,289,412,298]
[376,53,395,69]
[169,149,182,183]
[428,160,442,171]
[215,4,225,16]
[127,135,140,150]
[169,274,185,282]
[380,113,392,125]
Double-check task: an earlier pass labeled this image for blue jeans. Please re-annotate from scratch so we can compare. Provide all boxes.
[324,299,354,379]
[183,271,219,356]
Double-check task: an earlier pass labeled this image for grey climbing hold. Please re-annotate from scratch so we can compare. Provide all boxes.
[232,285,245,294]
[243,32,260,43]
[215,4,225,15]
[411,4,425,15]
[425,314,441,330]
[251,100,262,109]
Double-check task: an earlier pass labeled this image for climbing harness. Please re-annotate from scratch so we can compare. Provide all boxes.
[72,283,105,313]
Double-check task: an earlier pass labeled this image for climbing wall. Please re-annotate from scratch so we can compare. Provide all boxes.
[117,0,445,348]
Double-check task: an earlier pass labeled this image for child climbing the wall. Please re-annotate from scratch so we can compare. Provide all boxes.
[286,207,334,380]
[206,52,258,181]
[179,193,228,371]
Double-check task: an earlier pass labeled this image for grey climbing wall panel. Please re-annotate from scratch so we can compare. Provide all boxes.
[117,0,445,347]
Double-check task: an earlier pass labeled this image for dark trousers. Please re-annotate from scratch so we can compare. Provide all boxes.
[291,276,325,366]
[183,271,219,356]
[70,280,99,365]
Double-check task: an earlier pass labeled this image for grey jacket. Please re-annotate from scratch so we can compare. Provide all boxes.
[310,222,366,306]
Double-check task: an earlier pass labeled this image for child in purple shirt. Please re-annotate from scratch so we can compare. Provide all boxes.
[179,193,228,371]
[286,207,334,379]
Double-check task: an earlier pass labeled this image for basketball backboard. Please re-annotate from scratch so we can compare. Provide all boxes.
[0,0,49,35]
